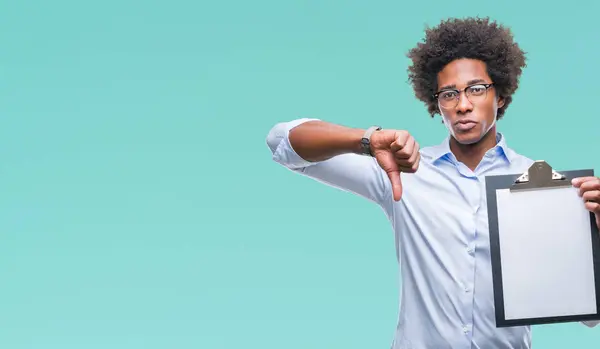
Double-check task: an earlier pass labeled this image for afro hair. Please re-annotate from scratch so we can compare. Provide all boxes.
[406,17,527,119]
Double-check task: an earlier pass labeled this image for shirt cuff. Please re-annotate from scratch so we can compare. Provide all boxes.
[268,118,321,169]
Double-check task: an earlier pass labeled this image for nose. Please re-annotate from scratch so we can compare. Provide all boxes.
[456,91,473,113]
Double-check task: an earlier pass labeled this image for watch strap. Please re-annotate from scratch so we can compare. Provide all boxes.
[360,126,381,156]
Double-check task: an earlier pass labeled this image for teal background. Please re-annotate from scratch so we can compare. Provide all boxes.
[1,0,599,348]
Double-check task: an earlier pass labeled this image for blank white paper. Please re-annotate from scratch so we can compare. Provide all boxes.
[496,186,597,320]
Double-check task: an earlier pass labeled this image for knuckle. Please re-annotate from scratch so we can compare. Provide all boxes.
[397,130,411,143]
[397,130,408,139]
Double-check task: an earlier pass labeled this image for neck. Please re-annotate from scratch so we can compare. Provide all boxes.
[449,127,498,171]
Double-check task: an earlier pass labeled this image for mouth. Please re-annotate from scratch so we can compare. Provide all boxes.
[454,120,477,132]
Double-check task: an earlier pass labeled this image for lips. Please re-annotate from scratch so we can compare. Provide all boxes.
[454,120,477,132]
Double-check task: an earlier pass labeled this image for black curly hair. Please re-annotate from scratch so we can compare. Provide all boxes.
[406,17,527,119]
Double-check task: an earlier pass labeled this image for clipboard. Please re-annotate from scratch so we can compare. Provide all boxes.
[485,160,600,327]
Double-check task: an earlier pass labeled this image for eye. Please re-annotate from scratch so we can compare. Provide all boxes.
[468,85,486,95]
[439,91,457,100]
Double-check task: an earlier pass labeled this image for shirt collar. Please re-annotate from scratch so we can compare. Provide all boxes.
[427,132,514,164]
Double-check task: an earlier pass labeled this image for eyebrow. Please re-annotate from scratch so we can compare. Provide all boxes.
[438,79,486,91]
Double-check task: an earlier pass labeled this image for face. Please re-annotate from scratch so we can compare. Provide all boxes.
[435,58,504,145]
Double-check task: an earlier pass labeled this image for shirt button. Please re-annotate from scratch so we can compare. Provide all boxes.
[463,326,469,333]
[467,247,474,254]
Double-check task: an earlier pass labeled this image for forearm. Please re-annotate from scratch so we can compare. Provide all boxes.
[288,120,365,162]
[265,118,395,206]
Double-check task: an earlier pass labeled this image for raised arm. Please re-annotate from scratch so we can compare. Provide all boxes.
[265,118,420,207]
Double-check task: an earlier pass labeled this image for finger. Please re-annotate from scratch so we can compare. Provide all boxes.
[390,132,410,153]
[398,165,414,173]
[406,143,420,164]
[572,176,598,188]
[578,178,600,196]
[584,201,600,214]
[386,170,403,201]
[398,152,421,173]
[396,153,418,169]
[394,137,415,160]
[394,138,418,160]
[398,165,418,173]
[413,151,421,171]
[582,190,600,202]
[396,145,420,168]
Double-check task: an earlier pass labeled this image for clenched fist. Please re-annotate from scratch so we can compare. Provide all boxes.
[370,129,421,201]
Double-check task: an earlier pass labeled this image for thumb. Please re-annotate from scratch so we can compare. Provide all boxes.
[386,170,403,201]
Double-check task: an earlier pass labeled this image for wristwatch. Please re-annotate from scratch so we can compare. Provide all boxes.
[360,126,381,156]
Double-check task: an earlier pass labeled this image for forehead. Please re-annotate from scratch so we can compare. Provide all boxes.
[437,58,490,89]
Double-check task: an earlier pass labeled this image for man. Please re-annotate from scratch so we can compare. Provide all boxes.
[265,17,600,348]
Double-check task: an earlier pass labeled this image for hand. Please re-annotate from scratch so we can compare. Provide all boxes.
[370,130,421,201]
[572,176,600,229]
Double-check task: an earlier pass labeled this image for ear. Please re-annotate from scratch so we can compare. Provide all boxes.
[497,96,505,109]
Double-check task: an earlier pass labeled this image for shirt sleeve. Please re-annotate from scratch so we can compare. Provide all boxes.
[266,118,393,208]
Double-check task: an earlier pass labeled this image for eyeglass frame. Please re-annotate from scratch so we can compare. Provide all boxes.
[433,83,495,109]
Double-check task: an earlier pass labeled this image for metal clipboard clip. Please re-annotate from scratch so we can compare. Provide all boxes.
[510,160,569,192]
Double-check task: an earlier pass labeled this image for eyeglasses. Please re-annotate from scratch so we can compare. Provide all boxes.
[433,83,494,109]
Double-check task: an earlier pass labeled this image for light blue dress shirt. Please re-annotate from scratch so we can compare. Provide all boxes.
[266,118,598,349]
